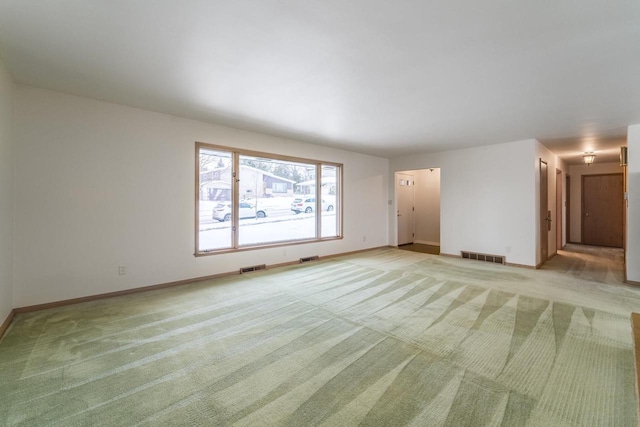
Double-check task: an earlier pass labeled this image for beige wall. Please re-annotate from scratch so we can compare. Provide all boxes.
[391,140,538,266]
[390,140,567,267]
[13,85,390,307]
[0,56,13,323]
[627,125,640,282]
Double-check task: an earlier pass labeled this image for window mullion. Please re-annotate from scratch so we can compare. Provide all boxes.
[316,163,322,238]
[232,152,240,248]
[337,165,343,237]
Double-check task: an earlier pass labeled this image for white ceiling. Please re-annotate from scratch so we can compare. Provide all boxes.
[1,1,639,163]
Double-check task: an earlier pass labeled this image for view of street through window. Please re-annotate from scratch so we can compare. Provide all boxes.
[197,146,340,252]
[198,197,337,249]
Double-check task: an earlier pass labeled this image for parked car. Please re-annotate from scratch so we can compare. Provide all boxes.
[290,197,334,214]
[212,202,267,222]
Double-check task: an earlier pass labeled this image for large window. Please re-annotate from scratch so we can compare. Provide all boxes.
[196,143,342,255]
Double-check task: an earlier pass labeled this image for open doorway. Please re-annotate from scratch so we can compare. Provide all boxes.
[396,168,441,255]
[396,172,415,245]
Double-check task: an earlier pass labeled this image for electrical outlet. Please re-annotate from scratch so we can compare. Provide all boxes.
[505,246,512,253]
[118,265,127,275]
[363,236,367,242]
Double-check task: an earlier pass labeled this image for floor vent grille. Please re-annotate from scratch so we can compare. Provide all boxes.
[461,251,505,265]
[239,264,267,274]
[300,256,319,263]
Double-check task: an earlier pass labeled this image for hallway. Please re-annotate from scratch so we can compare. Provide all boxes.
[543,243,626,285]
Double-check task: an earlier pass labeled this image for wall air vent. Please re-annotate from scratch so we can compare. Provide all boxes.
[239,264,267,274]
[461,251,505,265]
[300,256,319,263]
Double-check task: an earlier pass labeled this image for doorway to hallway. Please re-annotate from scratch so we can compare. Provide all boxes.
[396,172,415,245]
[542,243,625,284]
[396,168,441,250]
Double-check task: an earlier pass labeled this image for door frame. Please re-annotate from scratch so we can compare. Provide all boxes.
[566,174,571,243]
[539,159,549,265]
[556,169,562,251]
[396,172,415,246]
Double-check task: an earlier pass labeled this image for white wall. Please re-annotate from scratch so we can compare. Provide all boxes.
[627,125,640,282]
[567,162,624,243]
[13,86,389,307]
[390,139,537,266]
[404,168,440,245]
[0,58,13,322]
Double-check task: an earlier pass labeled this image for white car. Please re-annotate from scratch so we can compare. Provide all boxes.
[212,202,267,222]
[291,197,334,214]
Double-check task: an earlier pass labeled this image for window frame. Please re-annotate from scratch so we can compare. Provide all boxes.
[195,142,343,256]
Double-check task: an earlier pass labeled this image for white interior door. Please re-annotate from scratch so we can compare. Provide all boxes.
[397,173,415,245]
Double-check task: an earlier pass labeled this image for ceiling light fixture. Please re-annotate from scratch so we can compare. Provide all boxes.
[583,152,596,166]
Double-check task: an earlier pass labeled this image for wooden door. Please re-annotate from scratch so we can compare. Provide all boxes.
[540,159,549,262]
[582,173,623,247]
[397,173,415,245]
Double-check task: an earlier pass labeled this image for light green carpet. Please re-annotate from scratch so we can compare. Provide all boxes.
[0,247,638,426]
